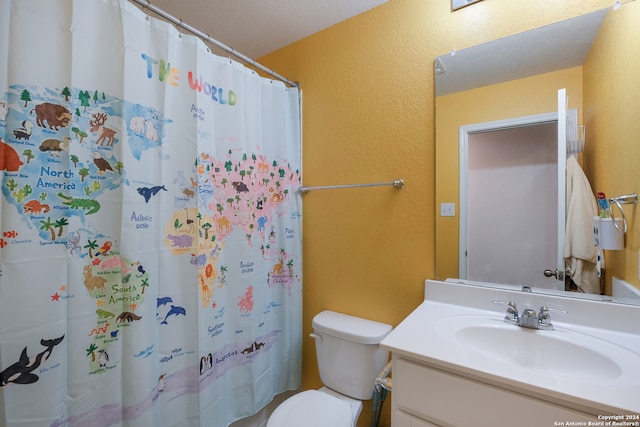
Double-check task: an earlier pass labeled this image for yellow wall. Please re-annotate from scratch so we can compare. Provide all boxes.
[259,0,613,425]
[434,67,584,280]
[583,1,640,293]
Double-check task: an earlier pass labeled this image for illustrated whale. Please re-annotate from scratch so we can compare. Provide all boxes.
[0,335,65,388]
[137,185,167,203]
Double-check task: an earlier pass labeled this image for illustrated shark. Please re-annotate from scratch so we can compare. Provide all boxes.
[0,335,65,388]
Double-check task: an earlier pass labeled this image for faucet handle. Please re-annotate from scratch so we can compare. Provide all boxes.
[492,300,519,324]
[538,306,568,330]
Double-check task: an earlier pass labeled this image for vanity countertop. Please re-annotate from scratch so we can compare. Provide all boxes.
[381,280,640,415]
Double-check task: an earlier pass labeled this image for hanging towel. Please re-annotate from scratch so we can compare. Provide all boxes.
[563,156,600,293]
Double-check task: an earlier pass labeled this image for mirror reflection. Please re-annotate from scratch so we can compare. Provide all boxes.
[434,5,640,305]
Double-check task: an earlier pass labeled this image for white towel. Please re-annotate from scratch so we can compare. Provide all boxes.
[563,156,600,293]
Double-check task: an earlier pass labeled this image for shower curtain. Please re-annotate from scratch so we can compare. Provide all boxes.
[0,1,302,426]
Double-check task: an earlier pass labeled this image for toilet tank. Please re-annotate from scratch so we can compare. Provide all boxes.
[311,310,392,400]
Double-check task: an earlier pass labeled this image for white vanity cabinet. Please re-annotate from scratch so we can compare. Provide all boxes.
[381,280,640,427]
[391,356,593,427]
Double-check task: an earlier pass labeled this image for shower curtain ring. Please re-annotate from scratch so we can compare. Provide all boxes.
[144,0,150,21]
[178,19,183,38]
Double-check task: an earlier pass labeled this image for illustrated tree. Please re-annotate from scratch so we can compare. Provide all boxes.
[6,179,17,191]
[140,278,149,294]
[54,217,69,237]
[93,90,99,103]
[226,198,234,208]
[70,154,79,168]
[86,343,98,362]
[78,168,90,182]
[220,177,228,188]
[79,90,90,112]
[202,223,212,240]
[75,108,81,119]
[287,260,294,276]
[40,217,56,241]
[20,89,31,107]
[239,170,246,181]
[84,239,98,258]
[23,149,34,164]
[115,161,124,174]
[61,87,72,101]
[71,127,87,143]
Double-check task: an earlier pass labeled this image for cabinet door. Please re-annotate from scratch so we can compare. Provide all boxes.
[395,410,440,427]
[393,358,595,427]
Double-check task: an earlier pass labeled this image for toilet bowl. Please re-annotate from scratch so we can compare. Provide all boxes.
[266,310,392,427]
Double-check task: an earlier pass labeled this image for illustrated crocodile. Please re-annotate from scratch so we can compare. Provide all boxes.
[58,192,100,215]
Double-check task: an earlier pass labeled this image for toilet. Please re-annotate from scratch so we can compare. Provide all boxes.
[267,310,392,427]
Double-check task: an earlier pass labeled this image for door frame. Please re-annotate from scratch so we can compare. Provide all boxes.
[459,108,577,288]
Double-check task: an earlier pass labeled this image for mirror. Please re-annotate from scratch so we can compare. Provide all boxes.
[434,5,640,305]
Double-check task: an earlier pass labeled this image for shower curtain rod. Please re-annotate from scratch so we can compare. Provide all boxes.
[130,0,299,88]
[299,179,405,193]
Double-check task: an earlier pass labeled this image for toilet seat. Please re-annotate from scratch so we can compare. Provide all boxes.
[267,390,352,427]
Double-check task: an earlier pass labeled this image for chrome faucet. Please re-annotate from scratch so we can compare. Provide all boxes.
[519,308,539,329]
[492,301,567,330]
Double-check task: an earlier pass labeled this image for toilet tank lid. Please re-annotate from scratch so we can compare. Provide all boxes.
[312,310,392,344]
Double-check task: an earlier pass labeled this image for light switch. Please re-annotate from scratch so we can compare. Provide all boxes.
[440,203,455,217]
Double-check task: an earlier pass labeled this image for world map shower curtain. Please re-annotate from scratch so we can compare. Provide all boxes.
[0,0,302,425]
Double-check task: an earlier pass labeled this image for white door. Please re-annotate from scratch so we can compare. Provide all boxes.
[555,88,568,288]
[460,88,569,290]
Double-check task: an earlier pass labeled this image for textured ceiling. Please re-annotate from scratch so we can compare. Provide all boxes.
[435,8,609,96]
[140,0,389,60]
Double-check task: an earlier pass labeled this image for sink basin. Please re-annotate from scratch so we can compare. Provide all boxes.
[439,316,637,381]
[381,280,640,414]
